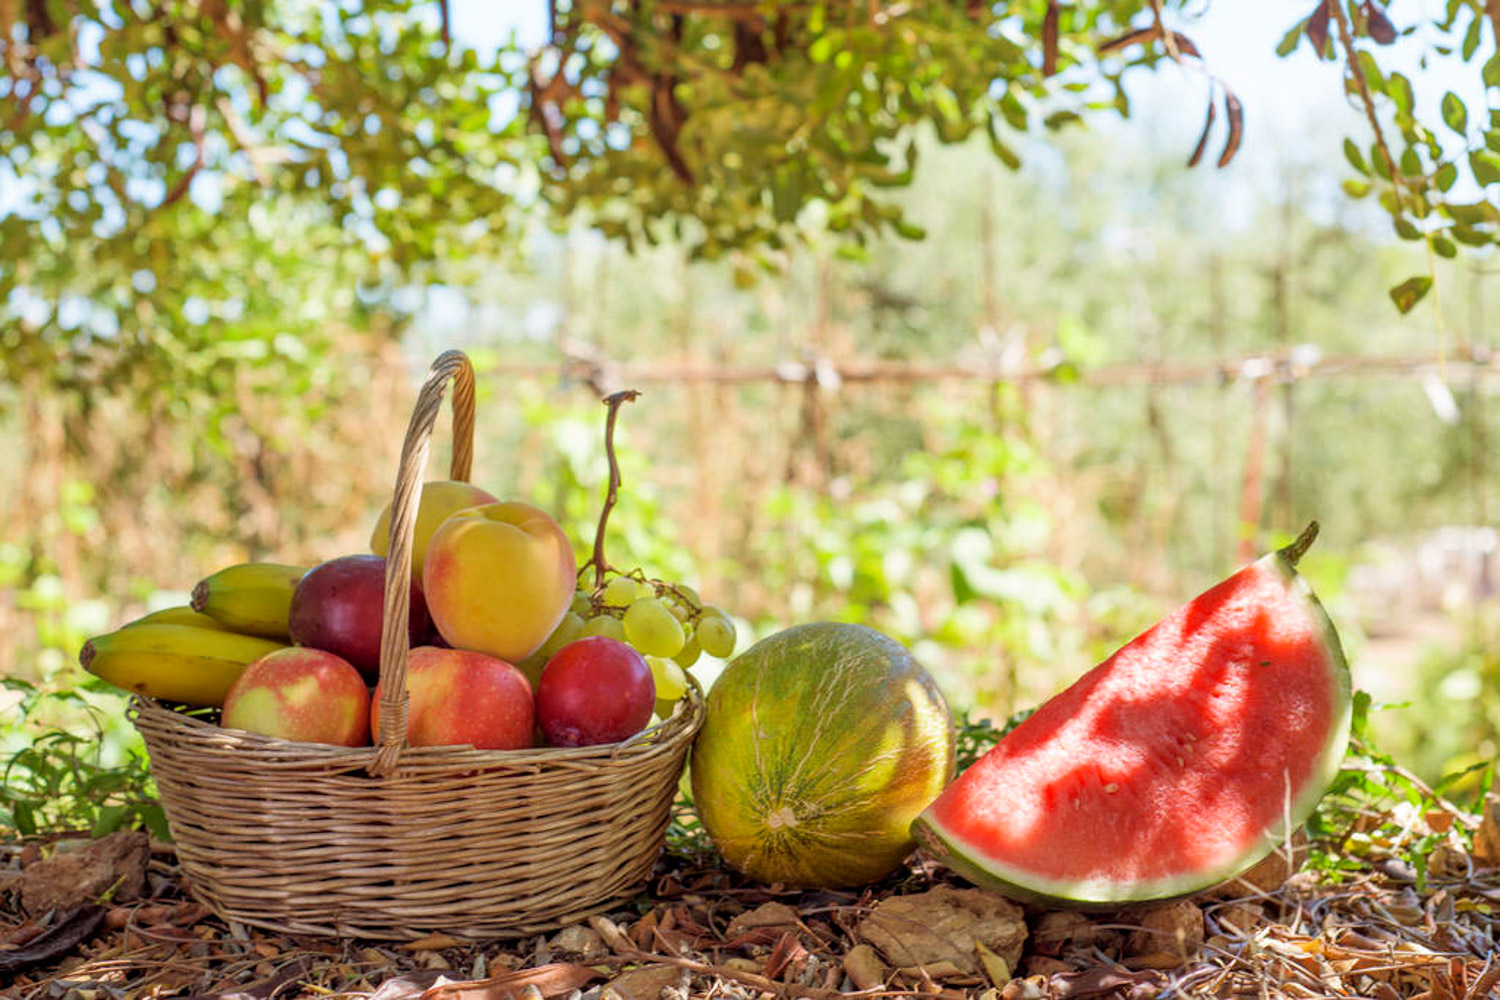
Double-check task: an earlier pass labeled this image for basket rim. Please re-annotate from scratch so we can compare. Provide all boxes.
[128,675,704,772]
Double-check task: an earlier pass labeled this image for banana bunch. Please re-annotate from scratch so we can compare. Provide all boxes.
[190,562,305,640]
[80,623,287,707]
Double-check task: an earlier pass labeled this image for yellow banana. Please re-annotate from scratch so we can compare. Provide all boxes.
[191,562,306,640]
[125,605,233,631]
[80,623,287,708]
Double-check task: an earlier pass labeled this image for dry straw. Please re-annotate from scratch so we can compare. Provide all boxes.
[130,350,704,940]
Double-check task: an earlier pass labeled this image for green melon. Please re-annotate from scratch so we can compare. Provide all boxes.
[690,622,956,888]
[914,524,1351,908]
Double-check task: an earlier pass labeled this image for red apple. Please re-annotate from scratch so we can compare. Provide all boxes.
[536,636,655,747]
[221,647,371,746]
[371,646,535,751]
[289,554,431,682]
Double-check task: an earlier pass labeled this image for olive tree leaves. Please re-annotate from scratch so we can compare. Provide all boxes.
[3,0,1500,393]
[1281,0,1500,312]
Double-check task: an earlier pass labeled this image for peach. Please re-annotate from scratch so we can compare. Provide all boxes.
[371,646,534,750]
[422,501,577,663]
[220,647,371,746]
[369,480,499,583]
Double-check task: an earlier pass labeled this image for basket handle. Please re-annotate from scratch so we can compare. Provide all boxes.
[371,349,477,778]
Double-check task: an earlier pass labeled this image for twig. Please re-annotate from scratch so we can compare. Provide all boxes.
[160,103,207,209]
[1328,0,1400,188]
[589,389,641,590]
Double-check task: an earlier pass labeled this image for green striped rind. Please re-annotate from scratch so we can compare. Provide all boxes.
[912,548,1352,908]
[691,622,955,888]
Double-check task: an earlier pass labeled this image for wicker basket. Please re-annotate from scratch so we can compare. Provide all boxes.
[129,350,704,940]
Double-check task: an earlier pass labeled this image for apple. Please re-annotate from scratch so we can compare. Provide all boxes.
[371,646,534,750]
[369,479,499,584]
[288,554,432,682]
[536,636,655,747]
[221,647,371,746]
[422,501,577,663]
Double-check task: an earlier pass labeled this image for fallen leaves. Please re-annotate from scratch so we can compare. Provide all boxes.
[16,830,149,916]
[856,885,1027,977]
[5,819,1500,1000]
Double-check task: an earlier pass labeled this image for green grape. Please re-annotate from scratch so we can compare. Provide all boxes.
[601,575,645,608]
[646,655,689,702]
[538,611,585,659]
[697,607,737,658]
[672,631,702,669]
[622,597,686,657]
[663,583,700,622]
[569,590,593,617]
[580,614,626,641]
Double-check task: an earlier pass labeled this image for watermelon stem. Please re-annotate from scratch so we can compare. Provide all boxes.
[589,389,641,590]
[1279,520,1320,567]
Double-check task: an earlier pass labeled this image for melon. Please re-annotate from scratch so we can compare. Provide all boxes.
[690,622,956,888]
[914,524,1351,908]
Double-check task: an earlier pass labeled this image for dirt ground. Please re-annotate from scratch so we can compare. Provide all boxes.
[4,807,1499,1000]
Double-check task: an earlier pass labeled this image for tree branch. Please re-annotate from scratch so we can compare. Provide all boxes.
[1328,0,1400,191]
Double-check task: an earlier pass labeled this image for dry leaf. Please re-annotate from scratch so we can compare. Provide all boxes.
[726,901,801,938]
[857,886,1027,976]
[420,962,604,1000]
[367,972,453,1000]
[1473,793,1500,867]
[975,941,1012,988]
[601,963,685,1000]
[0,906,106,975]
[402,934,468,952]
[842,944,888,991]
[17,831,149,916]
[1049,965,1163,999]
[763,931,811,981]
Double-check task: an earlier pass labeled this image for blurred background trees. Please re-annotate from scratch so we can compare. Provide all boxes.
[1,2,1496,811]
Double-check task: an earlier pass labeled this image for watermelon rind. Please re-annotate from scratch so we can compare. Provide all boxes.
[913,540,1352,909]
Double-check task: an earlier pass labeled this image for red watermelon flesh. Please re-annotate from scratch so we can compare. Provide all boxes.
[914,531,1351,907]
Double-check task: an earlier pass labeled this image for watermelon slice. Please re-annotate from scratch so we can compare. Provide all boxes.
[913,524,1352,907]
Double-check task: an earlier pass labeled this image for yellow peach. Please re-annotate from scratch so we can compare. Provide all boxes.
[422,501,578,663]
[369,480,498,583]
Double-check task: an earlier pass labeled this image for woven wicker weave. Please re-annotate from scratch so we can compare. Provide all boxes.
[130,350,703,940]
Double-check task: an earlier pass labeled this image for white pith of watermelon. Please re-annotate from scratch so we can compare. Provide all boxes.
[914,540,1352,907]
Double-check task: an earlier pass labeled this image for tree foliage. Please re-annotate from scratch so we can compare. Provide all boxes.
[2,0,1498,397]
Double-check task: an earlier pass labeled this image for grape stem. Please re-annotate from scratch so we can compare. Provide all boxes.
[590,389,641,590]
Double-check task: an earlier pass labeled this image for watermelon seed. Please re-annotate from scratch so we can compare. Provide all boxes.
[1104,783,1119,794]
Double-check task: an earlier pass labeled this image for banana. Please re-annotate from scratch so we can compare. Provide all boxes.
[80,623,287,708]
[191,562,306,640]
[125,605,234,631]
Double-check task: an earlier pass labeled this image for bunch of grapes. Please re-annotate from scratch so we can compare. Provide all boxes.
[520,571,738,717]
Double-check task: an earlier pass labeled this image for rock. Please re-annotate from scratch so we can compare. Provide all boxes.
[551,925,608,960]
[856,886,1027,976]
[1030,911,1117,957]
[1123,901,1204,961]
[601,964,687,1000]
[1473,793,1500,868]
[18,832,149,917]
